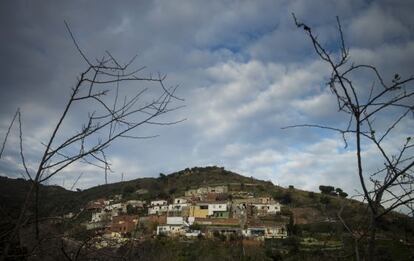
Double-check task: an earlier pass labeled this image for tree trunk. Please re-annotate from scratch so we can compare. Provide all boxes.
[367,214,377,261]
[35,181,40,240]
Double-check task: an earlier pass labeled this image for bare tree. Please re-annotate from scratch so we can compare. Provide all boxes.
[288,14,414,261]
[0,23,184,260]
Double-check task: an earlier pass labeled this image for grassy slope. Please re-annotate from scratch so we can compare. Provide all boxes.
[0,166,412,235]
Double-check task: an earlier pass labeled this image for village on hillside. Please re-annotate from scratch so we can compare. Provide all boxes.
[66,184,290,248]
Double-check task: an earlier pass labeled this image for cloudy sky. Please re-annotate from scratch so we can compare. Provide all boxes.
[0,0,413,196]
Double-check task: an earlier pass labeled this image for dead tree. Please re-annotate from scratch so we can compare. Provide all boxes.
[289,14,414,260]
[0,22,184,260]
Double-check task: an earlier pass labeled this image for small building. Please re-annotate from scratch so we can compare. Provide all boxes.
[91,209,111,223]
[110,215,139,236]
[85,221,107,230]
[256,197,274,204]
[206,226,242,238]
[231,204,245,219]
[104,199,113,206]
[173,198,188,204]
[166,216,188,226]
[148,205,169,215]
[106,203,127,217]
[265,225,287,239]
[208,202,228,216]
[185,185,228,196]
[148,200,169,215]
[243,224,287,240]
[189,203,209,218]
[207,185,228,194]
[126,200,145,208]
[211,211,230,218]
[150,200,168,206]
[252,202,281,215]
[86,198,106,211]
[243,227,265,239]
[156,225,186,236]
[168,198,189,213]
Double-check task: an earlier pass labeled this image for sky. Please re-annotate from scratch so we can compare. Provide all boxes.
[0,0,413,197]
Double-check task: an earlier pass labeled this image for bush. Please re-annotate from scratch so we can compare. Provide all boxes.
[320,195,330,205]
[319,185,334,194]
[122,185,135,196]
[280,193,292,205]
[283,236,300,252]
[189,223,201,231]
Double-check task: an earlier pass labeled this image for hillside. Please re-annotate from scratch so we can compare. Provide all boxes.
[0,176,76,218]
[0,166,273,217]
[1,166,413,260]
[76,166,276,203]
[0,166,411,228]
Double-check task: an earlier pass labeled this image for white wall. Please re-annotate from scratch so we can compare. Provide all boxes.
[208,203,227,216]
[167,216,184,225]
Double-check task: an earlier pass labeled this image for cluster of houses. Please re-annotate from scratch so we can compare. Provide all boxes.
[81,185,288,242]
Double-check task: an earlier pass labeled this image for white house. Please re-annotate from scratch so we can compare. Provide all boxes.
[168,198,189,212]
[243,227,265,238]
[265,226,287,239]
[208,202,228,216]
[148,200,169,215]
[148,205,168,215]
[91,210,111,223]
[185,185,228,196]
[156,225,186,236]
[256,197,274,204]
[150,200,168,206]
[167,216,186,225]
[106,203,127,217]
[174,198,188,204]
[252,202,281,215]
[104,199,113,206]
[126,200,145,208]
[243,224,287,239]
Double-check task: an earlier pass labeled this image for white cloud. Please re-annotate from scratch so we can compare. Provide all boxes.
[191,59,329,138]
